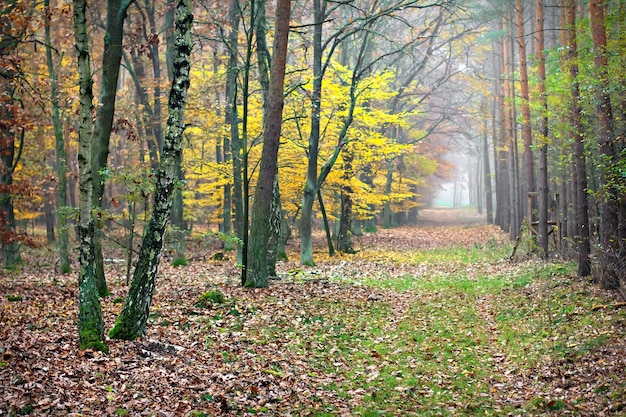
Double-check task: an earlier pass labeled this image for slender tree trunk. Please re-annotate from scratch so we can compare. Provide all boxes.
[536,0,549,257]
[223,0,240,251]
[482,107,493,224]
[300,0,324,266]
[246,0,291,288]
[0,42,20,267]
[501,18,513,234]
[317,190,335,256]
[589,0,619,288]
[109,0,193,339]
[338,143,355,253]
[124,47,159,171]
[254,0,284,273]
[73,0,107,352]
[45,0,70,272]
[515,0,535,237]
[92,0,134,298]
[565,0,591,276]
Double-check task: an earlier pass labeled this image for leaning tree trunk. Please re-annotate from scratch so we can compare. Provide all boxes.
[246,0,291,288]
[92,0,134,298]
[109,0,193,339]
[73,0,107,352]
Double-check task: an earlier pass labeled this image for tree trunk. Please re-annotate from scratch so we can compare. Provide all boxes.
[73,0,107,352]
[536,0,550,257]
[0,18,21,268]
[45,0,70,272]
[482,105,493,224]
[160,0,187,265]
[92,0,134,298]
[565,0,591,276]
[516,0,536,200]
[300,0,324,266]
[246,0,291,288]
[338,144,355,253]
[109,0,193,339]
[589,0,620,289]
[254,0,284,274]
[223,0,240,252]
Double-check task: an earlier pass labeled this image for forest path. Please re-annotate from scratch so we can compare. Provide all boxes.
[416,207,488,227]
[1,209,625,416]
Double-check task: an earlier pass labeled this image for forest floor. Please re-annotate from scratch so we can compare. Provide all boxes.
[1,208,626,416]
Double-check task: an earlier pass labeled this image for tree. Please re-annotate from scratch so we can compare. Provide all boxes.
[44,0,70,273]
[588,0,620,289]
[73,0,108,352]
[92,0,135,298]
[515,0,535,223]
[0,1,26,268]
[564,0,590,277]
[246,0,292,288]
[109,0,193,340]
[535,0,549,257]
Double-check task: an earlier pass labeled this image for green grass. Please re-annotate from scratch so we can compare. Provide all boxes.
[320,250,618,414]
[194,243,624,415]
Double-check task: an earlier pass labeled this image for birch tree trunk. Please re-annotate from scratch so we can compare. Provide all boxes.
[73,0,107,352]
[109,0,193,339]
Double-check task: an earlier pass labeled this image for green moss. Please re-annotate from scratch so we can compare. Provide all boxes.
[113,297,124,304]
[7,294,23,302]
[79,328,109,353]
[195,289,226,307]
[60,263,72,274]
[171,257,188,267]
[114,408,129,416]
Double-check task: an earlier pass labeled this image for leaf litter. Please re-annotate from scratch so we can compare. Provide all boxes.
[1,208,625,416]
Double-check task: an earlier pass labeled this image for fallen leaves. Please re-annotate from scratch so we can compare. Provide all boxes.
[1,208,625,415]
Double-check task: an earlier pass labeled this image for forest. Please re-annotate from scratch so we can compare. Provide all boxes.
[1,0,626,415]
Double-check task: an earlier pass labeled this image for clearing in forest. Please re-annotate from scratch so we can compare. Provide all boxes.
[1,208,625,416]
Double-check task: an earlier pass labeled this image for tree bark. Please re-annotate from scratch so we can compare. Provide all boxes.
[223,0,240,252]
[564,0,591,276]
[92,0,135,298]
[73,0,107,352]
[0,9,21,268]
[589,0,620,289]
[109,0,193,339]
[515,0,535,230]
[536,0,549,257]
[300,0,324,266]
[482,104,493,224]
[246,0,291,288]
[338,144,355,254]
[44,0,70,272]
